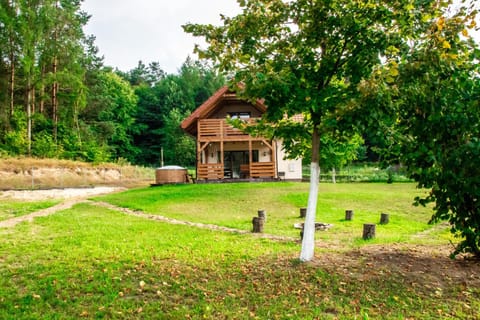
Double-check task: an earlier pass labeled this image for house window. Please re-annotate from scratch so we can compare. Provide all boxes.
[252,150,259,162]
[228,112,251,119]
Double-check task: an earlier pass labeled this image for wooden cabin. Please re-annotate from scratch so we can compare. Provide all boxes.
[181,86,302,182]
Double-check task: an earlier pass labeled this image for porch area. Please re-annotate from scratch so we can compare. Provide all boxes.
[196,119,277,181]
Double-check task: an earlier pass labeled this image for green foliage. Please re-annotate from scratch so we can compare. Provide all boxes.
[358,2,480,257]
[128,58,225,166]
[160,108,196,167]
[32,132,58,158]
[0,0,224,166]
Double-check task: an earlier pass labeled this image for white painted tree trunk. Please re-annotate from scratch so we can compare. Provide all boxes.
[332,167,336,184]
[299,161,320,262]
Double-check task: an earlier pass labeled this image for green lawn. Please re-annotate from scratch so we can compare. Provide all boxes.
[95,182,446,246]
[0,182,478,319]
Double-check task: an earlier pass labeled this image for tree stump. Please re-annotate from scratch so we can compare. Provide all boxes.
[380,213,390,225]
[345,209,354,221]
[258,209,267,222]
[300,207,307,218]
[363,224,376,240]
[252,217,264,233]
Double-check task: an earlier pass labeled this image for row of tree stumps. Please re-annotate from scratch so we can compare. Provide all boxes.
[344,209,390,240]
[253,207,390,239]
[300,207,390,240]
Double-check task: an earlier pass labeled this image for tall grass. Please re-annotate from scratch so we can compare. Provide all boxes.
[0,157,154,189]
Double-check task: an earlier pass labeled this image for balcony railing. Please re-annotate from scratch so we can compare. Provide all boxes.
[197,162,275,180]
[198,119,260,141]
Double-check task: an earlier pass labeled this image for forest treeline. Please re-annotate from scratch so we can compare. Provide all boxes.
[0,0,225,167]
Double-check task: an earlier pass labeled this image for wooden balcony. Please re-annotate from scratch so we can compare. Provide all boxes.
[198,119,262,142]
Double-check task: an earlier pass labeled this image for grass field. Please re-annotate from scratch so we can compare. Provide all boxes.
[0,182,478,319]
[95,182,444,245]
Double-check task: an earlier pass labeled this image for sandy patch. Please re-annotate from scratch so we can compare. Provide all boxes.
[0,187,125,201]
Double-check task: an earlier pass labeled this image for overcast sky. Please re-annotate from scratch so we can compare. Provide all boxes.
[82,1,479,74]
[81,0,240,74]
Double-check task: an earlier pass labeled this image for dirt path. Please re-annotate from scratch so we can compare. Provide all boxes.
[0,198,86,228]
[0,187,124,228]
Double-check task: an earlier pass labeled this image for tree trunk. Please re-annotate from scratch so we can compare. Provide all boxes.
[332,167,336,184]
[40,64,45,113]
[300,125,320,262]
[9,41,15,117]
[26,78,32,155]
[52,56,58,144]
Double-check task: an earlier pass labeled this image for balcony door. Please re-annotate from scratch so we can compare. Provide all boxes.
[224,150,258,178]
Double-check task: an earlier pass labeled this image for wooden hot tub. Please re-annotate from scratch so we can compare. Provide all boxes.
[155,166,188,184]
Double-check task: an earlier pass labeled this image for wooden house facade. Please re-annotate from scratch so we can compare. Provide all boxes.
[181,86,302,182]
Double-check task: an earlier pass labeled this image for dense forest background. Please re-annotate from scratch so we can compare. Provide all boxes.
[0,0,226,167]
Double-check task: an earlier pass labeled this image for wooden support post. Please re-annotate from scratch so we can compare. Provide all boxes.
[258,209,266,222]
[345,210,354,221]
[300,207,307,218]
[252,217,264,233]
[380,213,390,224]
[363,224,376,240]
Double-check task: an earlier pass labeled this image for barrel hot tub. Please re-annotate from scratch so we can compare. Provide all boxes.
[155,166,188,185]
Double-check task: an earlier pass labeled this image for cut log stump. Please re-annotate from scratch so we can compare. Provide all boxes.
[258,209,267,222]
[300,207,307,218]
[380,213,390,225]
[252,216,265,233]
[363,223,376,240]
[345,210,354,221]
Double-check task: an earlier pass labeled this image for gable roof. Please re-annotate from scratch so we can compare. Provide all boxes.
[181,85,267,136]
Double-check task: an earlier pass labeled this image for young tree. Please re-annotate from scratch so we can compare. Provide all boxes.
[319,133,364,183]
[184,0,441,261]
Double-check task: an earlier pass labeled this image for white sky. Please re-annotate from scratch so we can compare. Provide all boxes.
[82,1,479,74]
[81,0,240,74]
